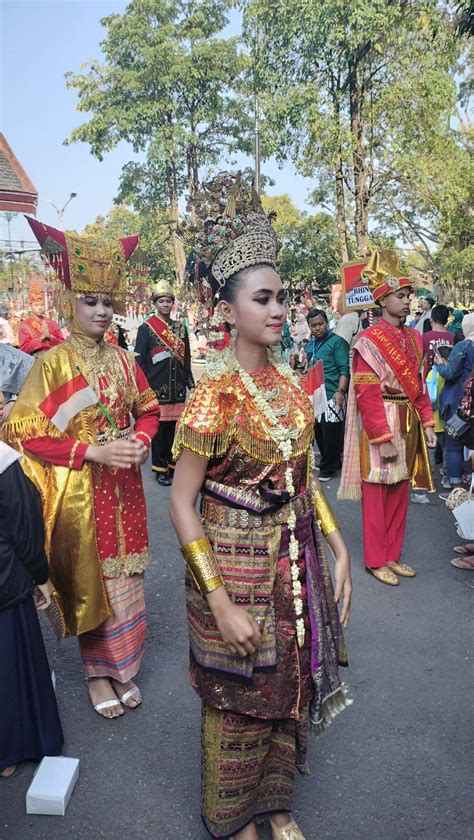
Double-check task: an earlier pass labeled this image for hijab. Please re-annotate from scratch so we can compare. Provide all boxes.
[447,309,464,334]
[461,312,474,342]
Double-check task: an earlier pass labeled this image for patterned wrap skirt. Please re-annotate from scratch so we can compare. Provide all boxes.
[78,574,146,682]
[190,502,350,837]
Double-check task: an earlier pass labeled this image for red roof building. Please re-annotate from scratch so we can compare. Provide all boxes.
[0,134,38,215]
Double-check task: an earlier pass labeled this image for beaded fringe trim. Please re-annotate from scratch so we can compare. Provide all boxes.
[2,415,66,449]
[311,683,353,738]
[172,421,314,465]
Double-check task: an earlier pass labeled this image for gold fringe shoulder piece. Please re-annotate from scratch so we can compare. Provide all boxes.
[173,414,315,465]
[2,414,67,451]
[172,424,232,461]
[172,368,315,464]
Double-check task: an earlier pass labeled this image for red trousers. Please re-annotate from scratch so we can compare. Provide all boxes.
[361,480,410,568]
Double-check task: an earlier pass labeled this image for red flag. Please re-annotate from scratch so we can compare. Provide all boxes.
[304,360,328,420]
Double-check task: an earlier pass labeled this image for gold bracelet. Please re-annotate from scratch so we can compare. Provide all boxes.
[181,537,224,595]
[313,488,340,536]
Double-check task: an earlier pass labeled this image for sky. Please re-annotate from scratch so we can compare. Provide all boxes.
[1,0,315,254]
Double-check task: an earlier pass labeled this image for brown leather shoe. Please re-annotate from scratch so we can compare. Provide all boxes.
[388,562,416,577]
[367,566,399,586]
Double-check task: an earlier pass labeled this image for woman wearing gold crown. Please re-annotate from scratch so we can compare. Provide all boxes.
[169,174,352,840]
[339,251,437,585]
[2,219,160,719]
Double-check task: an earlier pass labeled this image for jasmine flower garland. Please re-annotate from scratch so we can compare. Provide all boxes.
[209,344,308,647]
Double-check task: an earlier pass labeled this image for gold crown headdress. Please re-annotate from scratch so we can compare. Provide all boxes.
[187,171,280,301]
[152,280,175,299]
[26,217,140,315]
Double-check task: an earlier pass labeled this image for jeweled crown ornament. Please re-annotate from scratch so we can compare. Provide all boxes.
[187,171,280,295]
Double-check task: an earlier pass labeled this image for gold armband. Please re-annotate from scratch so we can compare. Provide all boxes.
[181,537,224,595]
[313,489,340,536]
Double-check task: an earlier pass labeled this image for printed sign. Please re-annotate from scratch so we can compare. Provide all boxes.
[341,259,375,312]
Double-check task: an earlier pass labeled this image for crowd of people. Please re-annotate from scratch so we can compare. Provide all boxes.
[1,183,473,839]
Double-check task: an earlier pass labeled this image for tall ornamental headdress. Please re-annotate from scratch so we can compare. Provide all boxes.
[362,250,412,302]
[26,217,140,315]
[186,171,280,307]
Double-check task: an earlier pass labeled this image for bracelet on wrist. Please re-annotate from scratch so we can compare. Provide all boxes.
[313,488,340,536]
[181,537,224,595]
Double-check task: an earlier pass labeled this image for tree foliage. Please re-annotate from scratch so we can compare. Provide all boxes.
[261,194,342,292]
[80,204,175,282]
[66,0,245,277]
[242,0,463,260]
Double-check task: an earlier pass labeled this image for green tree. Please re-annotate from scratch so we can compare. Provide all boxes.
[261,194,342,292]
[82,205,141,241]
[242,0,460,258]
[65,0,245,278]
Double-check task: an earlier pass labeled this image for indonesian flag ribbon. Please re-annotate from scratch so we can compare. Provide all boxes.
[304,360,328,421]
[39,372,98,432]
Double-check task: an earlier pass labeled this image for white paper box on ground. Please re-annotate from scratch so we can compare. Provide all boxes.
[26,757,79,816]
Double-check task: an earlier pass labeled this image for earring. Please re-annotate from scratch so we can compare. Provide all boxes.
[230,326,237,348]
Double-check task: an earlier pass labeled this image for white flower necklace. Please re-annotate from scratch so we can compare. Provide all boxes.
[213,346,308,647]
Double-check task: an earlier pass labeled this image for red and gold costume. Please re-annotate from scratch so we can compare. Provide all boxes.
[3,219,160,684]
[339,251,435,570]
[19,284,64,355]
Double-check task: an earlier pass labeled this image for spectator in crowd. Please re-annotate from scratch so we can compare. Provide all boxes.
[435,313,474,491]
[0,310,14,345]
[305,308,350,481]
[447,308,464,337]
[416,296,435,334]
[450,371,474,570]
[423,304,454,373]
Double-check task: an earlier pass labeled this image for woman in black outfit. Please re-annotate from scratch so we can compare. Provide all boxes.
[0,392,63,778]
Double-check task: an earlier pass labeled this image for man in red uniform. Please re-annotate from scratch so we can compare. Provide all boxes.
[339,251,437,586]
[19,284,64,356]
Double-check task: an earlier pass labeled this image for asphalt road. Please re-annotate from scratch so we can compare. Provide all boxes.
[1,464,473,840]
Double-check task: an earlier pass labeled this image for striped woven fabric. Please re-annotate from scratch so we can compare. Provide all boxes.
[78,575,146,682]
